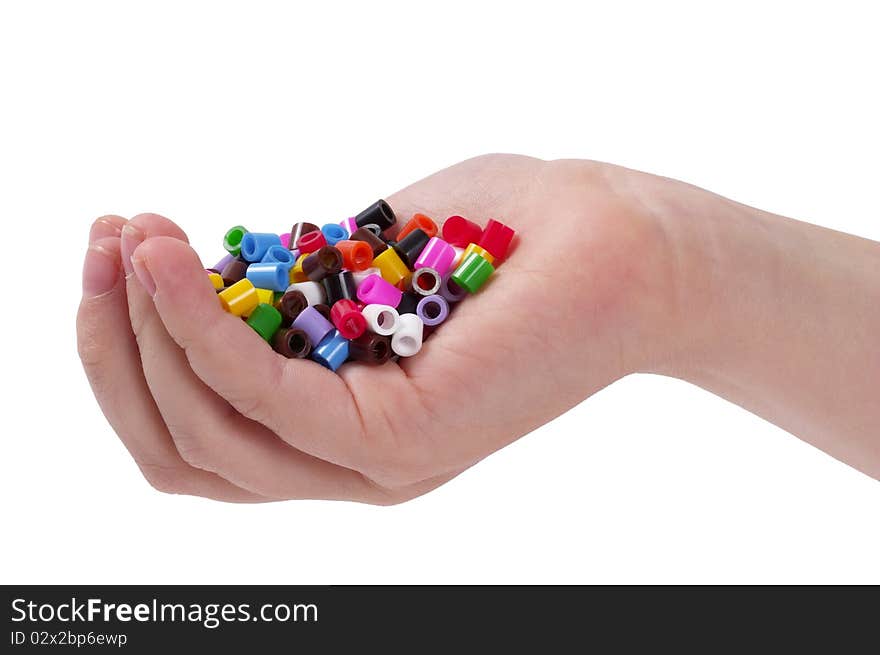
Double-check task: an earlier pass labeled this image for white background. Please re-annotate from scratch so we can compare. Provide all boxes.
[1,1,878,584]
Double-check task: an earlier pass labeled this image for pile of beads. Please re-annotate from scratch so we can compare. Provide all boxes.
[208,200,515,372]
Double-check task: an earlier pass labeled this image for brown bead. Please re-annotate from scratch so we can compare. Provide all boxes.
[289,222,320,251]
[272,328,312,359]
[276,289,308,328]
[301,246,343,281]
[221,256,249,286]
[348,333,392,365]
[312,303,332,322]
[349,227,389,258]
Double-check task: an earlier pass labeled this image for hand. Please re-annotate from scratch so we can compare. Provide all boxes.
[76,154,685,503]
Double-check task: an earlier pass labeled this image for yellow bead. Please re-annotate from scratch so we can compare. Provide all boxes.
[255,288,275,305]
[374,248,411,288]
[461,242,495,265]
[208,272,224,290]
[289,253,309,284]
[218,278,259,316]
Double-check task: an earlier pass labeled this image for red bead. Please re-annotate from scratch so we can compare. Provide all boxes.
[330,299,367,339]
[477,218,515,261]
[297,230,327,254]
[442,215,483,247]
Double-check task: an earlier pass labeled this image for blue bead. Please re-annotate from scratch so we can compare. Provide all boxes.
[311,330,350,371]
[240,232,282,262]
[246,262,290,292]
[321,223,348,246]
[261,245,297,267]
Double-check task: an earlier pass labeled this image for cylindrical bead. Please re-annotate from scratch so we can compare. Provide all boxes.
[439,274,468,302]
[208,272,224,290]
[392,228,430,270]
[348,332,392,365]
[261,244,297,268]
[356,274,403,307]
[271,327,312,359]
[289,253,309,284]
[416,294,449,326]
[461,242,496,265]
[391,313,424,357]
[286,281,325,306]
[297,230,326,254]
[276,289,308,327]
[311,330,350,371]
[279,232,291,249]
[240,232,282,262]
[352,266,381,289]
[221,256,249,286]
[292,306,335,346]
[373,248,411,287]
[360,223,384,238]
[330,299,367,339]
[219,278,259,316]
[451,252,495,293]
[213,253,235,272]
[321,223,349,246]
[334,240,374,271]
[322,271,357,306]
[223,226,248,256]
[245,262,291,292]
[361,304,399,336]
[408,267,442,296]
[396,291,421,315]
[312,303,332,322]
[414,237,456,277]
[289,222,320,250]
[441,215,482,247]
[301,246,343,282]
[246,303,282,341]
[477,218,515,261]
[398,213,438,241]
[349,227,388,257]
[340,216,358,235]
[354,199,397,231]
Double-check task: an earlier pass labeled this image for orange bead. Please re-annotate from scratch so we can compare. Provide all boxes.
[397,213,438,241]
[334,240,374,271]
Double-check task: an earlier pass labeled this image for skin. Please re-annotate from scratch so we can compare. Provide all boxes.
[76,154,880,504]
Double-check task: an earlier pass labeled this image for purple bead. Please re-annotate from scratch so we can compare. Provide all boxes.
[291,306,335,347]
[213,253,235,272]
[416,294,449,326]
[439,274,467,303]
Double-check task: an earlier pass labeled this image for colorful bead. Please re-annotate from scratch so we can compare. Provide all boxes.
[276,289,308,327]
[361,304,399,336]
[322,271,357,306]
[279,233,292,249]
[461,242,495,265]
[223,226,248,256]
[321,223,349,246]
[255,288,275,306]
[373,248,411,287]
[221,256,249,286]
[240,232,282,262]
[409,267,441,296]
[213,253,235,272]
[272,327,312,359]
[311,330,350,371]
[356,273,403,307]
[297,230,326,254]
[289,253,309,284]
[416,294,449,326]
[392,228,430,270]
[354,199,397,232]
[292,306,335,346]
[414,237,456,277]
[340,216,358,235]
[312,303,332,322]
[219,278,259,316]
[348,332,392,365]
[286,281,325,306]
[477,218,515,261]
[261,245,297,267]
[289,222,320,250]
[398,213,438,241]
[349,227,388,257]
[208,271,224,290]
[396,291,421,315]
[334,240,374,271]
[360,223,384,238]
[301,246,343,282]
[451,252,495,293]
[439,274,467,303]
[246,262,291,292]
[246,303,283,341]
[352,266,381,289]
[391,313,424,357]
[441,215,482,247]
[330,299,367,339]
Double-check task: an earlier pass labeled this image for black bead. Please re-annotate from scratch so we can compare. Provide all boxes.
[396,291,421,315]
[354,200,397,231]
[392,228,430,270]
[322,271,357,307]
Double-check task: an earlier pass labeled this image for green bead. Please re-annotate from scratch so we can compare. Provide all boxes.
[246,303,282,341]
[223,225,248,257]
[450,252,495,293]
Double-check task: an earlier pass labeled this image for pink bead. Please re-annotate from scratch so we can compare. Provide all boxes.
[414,237,456,277]
[340,216,358,235]
[279,233,292,248]
[356,273,403,307]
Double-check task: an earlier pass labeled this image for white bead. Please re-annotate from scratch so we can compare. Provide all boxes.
[362,304,400,336]
[286,281,325,306]
[352,267,381,289]
[391,313,424,357]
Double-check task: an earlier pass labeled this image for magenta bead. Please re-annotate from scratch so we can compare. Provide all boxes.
[280,232,292,248]
[414,237,456,277]
[340,216,358,235]
[356,273,403,307]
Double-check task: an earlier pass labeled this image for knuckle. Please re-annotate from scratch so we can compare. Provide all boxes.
[165,424,211,470]
[138,463,188,495]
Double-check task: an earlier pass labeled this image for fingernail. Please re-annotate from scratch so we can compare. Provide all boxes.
[132,254,157,297]
[121,224,145,275]
[82,245,121,298]
[89,218,123,244]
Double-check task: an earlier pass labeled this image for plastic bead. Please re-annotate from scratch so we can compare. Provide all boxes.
[292,306,335,347]
[312,303,332,322]
[246,262,291,292]
[246,303,283,341]
[361,223,384,238]
[349,227,388,258]
[409,267,442,296]
[219,278,259,316]
[451,246,466,268]
[356,273,403,307]
[312,330,350,371]
[461,242,496,265]
[261,245,297,268]
[330,299,367,339]
[414,237,456,277]
[272,327,312,359]
[302,246,343,282]
[276,289,308,327]
[240,232,282,262]
[352,266,381,289]
[321,223,348,246]
[361,304,399,336]
[451,251,495,293]
[289,222,320,250]
[289,253,309,284]
[223,226,248,256]
[322,271,357,306]
[396,291,421,315]
[340,216,358,235]
[354,199,397,232]
[439,274,468,303]
[392,228,430,270]
[416,294,449,326]
[208,272,224,290]
[373,248,411,287]
[279,233,291,249]
[286,281,325,306]
[221,256,249,286]
[477,218,515,261]
[334,240,374,272]
[348,332,392,365]
[398,213,438,241]
[214,253,235,272]
[441,215,482,247]
[255,288,275,306]
[297,230,326,254]
[391,313,424,357]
